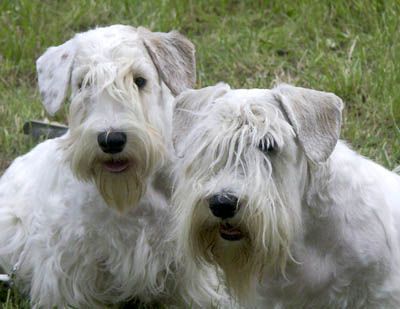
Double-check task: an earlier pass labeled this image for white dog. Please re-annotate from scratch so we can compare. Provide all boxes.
[0,25,223,308]
[172,83,400,308]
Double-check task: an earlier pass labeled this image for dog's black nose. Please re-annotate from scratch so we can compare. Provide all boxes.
[97,131,127,154]
[208,194,239,219]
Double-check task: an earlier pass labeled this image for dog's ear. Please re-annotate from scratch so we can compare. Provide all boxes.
[173,83,230,151]
[36,39,76,116]
[274,84,344,163]
[139,28,196,96]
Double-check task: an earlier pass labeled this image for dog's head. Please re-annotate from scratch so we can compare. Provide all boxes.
[36,25,195,212]
[172,83,343,303]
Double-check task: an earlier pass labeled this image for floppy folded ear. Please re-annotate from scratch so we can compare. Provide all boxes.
[173,83,230,151]
[36,39,76,115]
[274,84,344,163]
[139,27,196,96]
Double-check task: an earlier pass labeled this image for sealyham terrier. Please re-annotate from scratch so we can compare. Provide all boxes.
[0,25,224,308]
[172,83,400,308]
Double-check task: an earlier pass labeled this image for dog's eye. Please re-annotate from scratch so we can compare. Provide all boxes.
[134,77,147,89]
[258,138,275,153]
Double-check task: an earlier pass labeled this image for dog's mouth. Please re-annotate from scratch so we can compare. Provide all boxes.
[219,223,243,241]
[103,159,130,173]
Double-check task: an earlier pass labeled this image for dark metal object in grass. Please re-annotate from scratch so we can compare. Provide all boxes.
[23,121,68,140]
[0,275,10,282]
[0,264,17,287]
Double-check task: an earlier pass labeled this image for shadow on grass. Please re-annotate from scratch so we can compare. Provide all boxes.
[0,282,30,309]
[0,281,164,308]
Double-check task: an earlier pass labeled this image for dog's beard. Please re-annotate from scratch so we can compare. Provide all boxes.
[63,127,165,213]
[188,194,295,305]
[92,165,144,212]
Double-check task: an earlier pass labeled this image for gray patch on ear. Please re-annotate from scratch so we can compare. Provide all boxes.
[173,83,230,152]
[139,27,196,96]
[274,84,344,163]
[36,39,76,116]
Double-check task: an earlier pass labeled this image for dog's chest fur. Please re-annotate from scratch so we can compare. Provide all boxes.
[0,137,176,305]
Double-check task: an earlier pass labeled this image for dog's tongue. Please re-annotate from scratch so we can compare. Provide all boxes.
[103,160,129,173]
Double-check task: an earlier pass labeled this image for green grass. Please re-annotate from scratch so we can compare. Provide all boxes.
[0,0,399,307]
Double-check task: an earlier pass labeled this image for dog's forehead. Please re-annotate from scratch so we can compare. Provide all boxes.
[218,88,276,107]
[74,25,146,60]
[204,88,286,133]
[212,89,279,119]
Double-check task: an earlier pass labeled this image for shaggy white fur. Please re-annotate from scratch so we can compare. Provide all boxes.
[0,25,226,308]
[172,83,400,308]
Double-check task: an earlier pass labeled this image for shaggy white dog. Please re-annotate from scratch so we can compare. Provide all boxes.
[0,25,224,308]
[172,83,400,308]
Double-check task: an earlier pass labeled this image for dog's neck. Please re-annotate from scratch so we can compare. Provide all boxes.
[272,141,361,290]
[150,160,173,201]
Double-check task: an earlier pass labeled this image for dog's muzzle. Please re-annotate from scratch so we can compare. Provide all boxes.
[97,131,127,154]
[208,193,244,241]
[97,131,130,173]
[208,193,239,219]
